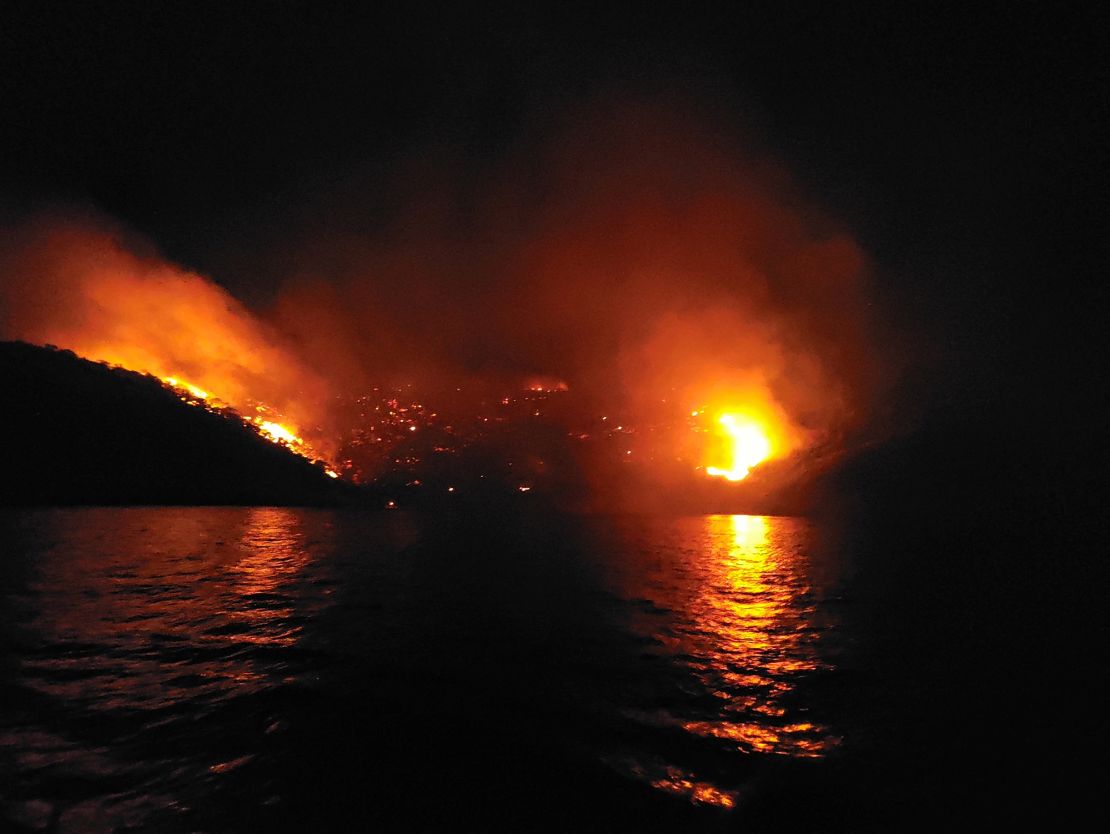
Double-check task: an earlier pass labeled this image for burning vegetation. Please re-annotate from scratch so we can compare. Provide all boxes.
[0,341,345,506]
[160,375,339,477]
[0,215,335,463]
[705,414,773,482]
[0,102,883,509]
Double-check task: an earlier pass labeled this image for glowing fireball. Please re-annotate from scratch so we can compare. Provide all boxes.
[706,413,772,482]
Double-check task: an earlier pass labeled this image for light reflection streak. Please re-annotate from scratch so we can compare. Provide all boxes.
[234,509,308,590]
[5,508,338,830]
[216,508,314,653]
[12,508,329,746]
[651,766,737,809]
[611,514,839,808]
[682,515,833,756]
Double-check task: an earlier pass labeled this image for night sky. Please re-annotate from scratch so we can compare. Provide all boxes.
[2,2,1104,433]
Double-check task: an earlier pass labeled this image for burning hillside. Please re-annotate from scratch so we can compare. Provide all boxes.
[0,341,345,506]
[159,375,338,477]
[0,103,885,508]
[0,215,336,466]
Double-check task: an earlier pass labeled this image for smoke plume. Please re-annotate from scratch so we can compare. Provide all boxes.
[1,96,886,492]
[0,212,333,450]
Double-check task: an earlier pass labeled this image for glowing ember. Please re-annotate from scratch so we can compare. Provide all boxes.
[524,376,569,393]
[706,413,772,482]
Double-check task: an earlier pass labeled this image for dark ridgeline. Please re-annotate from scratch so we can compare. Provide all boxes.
[0,341,348,506]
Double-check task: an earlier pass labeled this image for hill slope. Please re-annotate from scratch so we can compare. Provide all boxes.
[0,341,347,506]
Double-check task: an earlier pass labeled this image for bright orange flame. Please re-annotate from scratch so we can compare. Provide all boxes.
[0,219,337,467]
[163,376,209,400]
[162,374,337,474]
[253,419,302,446]
[706,413,772,482]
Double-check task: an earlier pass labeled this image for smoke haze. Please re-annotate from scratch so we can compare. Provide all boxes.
[265,98,885,450]
[0,212,334,451]
[1,97,888,488]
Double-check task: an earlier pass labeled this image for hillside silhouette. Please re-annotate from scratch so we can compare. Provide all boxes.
[0,341,348,506]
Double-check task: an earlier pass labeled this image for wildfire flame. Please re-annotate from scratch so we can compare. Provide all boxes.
[164,377,209,400]
[705,413,772,482]
[161,375,338,476]
[0,217,338,472]
[252,419,301,446]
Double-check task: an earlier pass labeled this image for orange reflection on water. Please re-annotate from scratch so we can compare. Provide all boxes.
[681,718,825,756]
[225,508,314,648]
[6,508,339,831]
[650,767,737,808]
[610,513,839,807]
[679,514,834,758]
[236,508,310,590]
[16,508,327,713]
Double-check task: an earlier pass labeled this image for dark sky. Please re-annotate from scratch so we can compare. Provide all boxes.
[2,2,1104,428]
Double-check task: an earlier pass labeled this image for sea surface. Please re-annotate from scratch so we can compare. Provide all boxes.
[1,507,867,832]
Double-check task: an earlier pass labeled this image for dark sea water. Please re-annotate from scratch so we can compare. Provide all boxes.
[0,507,900,831]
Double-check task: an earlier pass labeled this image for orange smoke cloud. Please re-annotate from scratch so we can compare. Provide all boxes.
[0,212,333,453]
[210,96,885,496]
[1,95,888,502]
[253,98,881,454]
[496,99,877,452]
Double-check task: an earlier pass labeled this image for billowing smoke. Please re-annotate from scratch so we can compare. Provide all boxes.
[0,96,887,497]
[0,211,334,452]
[261,97,883,457]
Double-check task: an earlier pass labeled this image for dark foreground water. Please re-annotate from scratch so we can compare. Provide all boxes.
[0,505,1065,831]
